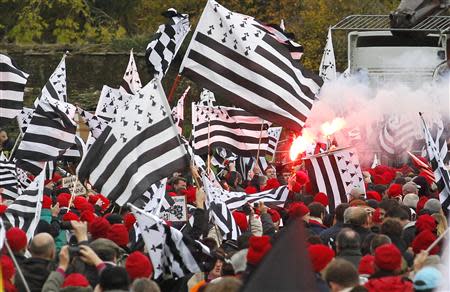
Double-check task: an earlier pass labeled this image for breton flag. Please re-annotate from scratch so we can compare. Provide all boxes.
[171,86,190,135]
[145,8,190,79]
[192,103,271,157]
[266,127,282,157]
[0,153,20,200]
[17,107,34,133]
[203,177,289,210]
[120,50,142,95]
[77,79,189,206]
[304,148,364,212]
[319,28,337,81]
[95,85,133,122]
[421,113,450,209]
[379,115,416,156]
[0,54,29,125]
[179,0,322,133]
[16,96,77,175]
[3,168,44,240]
[34,54,68,105]
[130,204,210,279]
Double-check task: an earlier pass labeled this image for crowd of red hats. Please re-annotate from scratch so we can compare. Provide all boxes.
[0,158,447,292]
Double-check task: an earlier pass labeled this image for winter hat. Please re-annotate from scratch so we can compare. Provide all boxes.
[416,196,429,213]
[424,198,441,214]
[42,195,52,209]
[358,255,375,275]
[313,192,329,207]
[288,202,309,219]
[403,193,419,209]
[267,208,281,223]
[62,273,90,288]
[123,213,136,231]
[413,266,442,291]
[80,210,96,223]
[6,228,27,252]
[307,244,335,273]
[125,251,153,280]
[89,217,111,240]
[57,193,72,208]
[264,178,280,191]
[366,191,381,202]
[374,244,402,271]
[107,224,129,247]
[412,230,440,255]
[245,186,258,194]
[232,211,248,232]
[62,211,80,222]
[247,235,272,266]
[415,214,437,233]
[1,255,15,280]
[387,184,402,198]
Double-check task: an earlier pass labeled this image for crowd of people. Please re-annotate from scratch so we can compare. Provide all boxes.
[0,152,448,292]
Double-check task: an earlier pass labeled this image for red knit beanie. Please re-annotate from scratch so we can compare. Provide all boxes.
[62,211,80,222]
[267,208,281,223]
[124,213,136,231]
[107,224,129,247]
[245,186,258,194]
[264,178,280,191]
[415,214,437,233]
[126,251,153,280]
[232,211,248,232]
[307,244,335,273]
[387,184,402,198]
[247,235,272,266]
[80,210,96,223]
[313,192,329,207]
[6,227,27,252]
[366,191,382,202]
[288,202,309,219]
[62,273,90,288]
[374,244,402,271]
[358,255,375,275]
[89,217,111,239]
[412,230,440,255]
[57,193,71,208]
[42,195,52,209]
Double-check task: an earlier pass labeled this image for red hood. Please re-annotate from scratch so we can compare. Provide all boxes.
[365,276,413,292]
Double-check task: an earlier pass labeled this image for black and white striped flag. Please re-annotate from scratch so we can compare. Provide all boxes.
[304,148,364,212]
[266,127,282,157]
[379,115,416,156]
[146,9,190,79]
[77,79,189,206]
[203,176,289,210]
[0,153,20,200]
[130,204,210,279]
[34,54,67,105]
[171,86,189,135]
[3,168,44,240]
[180,0,322,133]
[16,96,77,175]
[192,103,270,157]
[421,114,450,210]
[0,54,29,125]
[120,50,142,95]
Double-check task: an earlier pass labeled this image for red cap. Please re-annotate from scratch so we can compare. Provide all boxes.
[416,214,437,233]
[107,224,129,247]
[358,255,375,275]
[267,208,281,223]
[288,202,309,219]
[89,217,111,240]
[232,211,248,232]
[57,193,72,208]
[42,195,52,209]
[307,244,335,272]
[62,273,90,288]
[412,230,440,255]
[123,213,136,231]
[387,184,402,198]
[264,178,280,191]
[6,228,27,252]
[62,212,80,222]
[245,186,258,194]
[247,235,272,266]
[126,251,153,280]
[366,191,381,202]
[313,192,329,207]
[374,244,402,271]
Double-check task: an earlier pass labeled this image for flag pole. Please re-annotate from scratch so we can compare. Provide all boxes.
[255,120,265,163]
[5,241,31,292]
[167,74,182,103]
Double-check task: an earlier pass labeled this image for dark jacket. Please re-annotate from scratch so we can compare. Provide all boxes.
[320,222,345,248]
[16,258,54,292]
[336,249,362,269]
